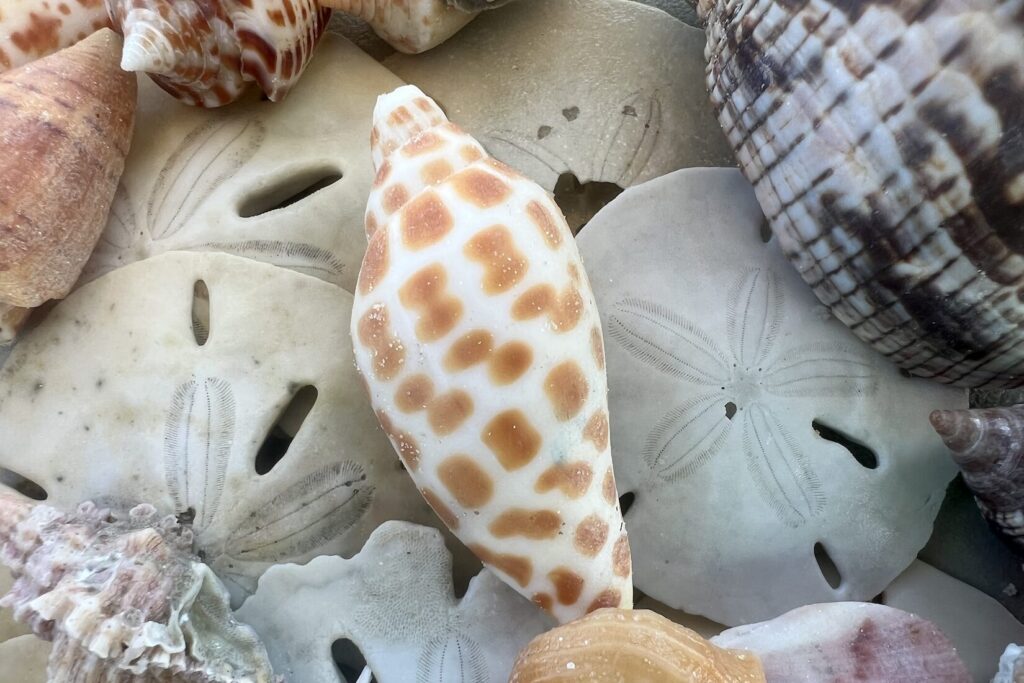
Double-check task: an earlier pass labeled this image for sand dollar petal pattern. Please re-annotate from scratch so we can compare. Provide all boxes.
[0,252,455,606]
[577,168,967,626]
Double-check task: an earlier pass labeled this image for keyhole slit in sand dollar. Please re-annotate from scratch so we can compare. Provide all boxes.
[0,467,47,500]
[192,280,210,346]
[618,491,636,516]
[552,172,624,235]
[814,541,842,590]
[237,165,344,218]
[812,420,879,470]
[255,385,319,475]
[332,638,376,683]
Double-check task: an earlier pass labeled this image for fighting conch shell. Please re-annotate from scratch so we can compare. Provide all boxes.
[930,404,1024,549]
[0,0,111,71]
[0,493,276,682]
[321,0,477,53]
[0,29,136,343]
[509,608,766,682]
[105,0,330,106]
[352,84,632,623]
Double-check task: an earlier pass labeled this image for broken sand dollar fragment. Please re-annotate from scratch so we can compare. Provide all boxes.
[237,521,553,683]
[0,251,455,607]
[576,168,966,626]
[80,34,405,295]
[384,0,733,231]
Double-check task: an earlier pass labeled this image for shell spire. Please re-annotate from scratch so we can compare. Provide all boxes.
[931,404,1024,547]
[320,0,476,53]
[352,84,632,623]
[0,492,276,682]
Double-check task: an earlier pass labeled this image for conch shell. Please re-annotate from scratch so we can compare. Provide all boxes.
[352,85,632,623]
[0,0,111,71]
[509,608,766,682]
[321,0,476,53]
[930,404,1024,548]
[0,492,275,682]
[700,0,1024,388]
[0,29,135,344]
[105,0,330,107]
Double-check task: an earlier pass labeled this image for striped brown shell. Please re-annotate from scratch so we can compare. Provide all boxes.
[701,0,1024,388]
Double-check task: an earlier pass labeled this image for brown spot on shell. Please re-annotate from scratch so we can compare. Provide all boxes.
[377,410,420,471]
[357,306,405,381]
[395,374,434,413]
[482,409,542,470]
[401,191,454,249]
[489,508,562,539]
[464,225,528,294]
[511,284,584,332]
[602,468,617,505]
[427,389,474,435]
[468,543,533,587]
[451,167,511,208]
[460,145,484,163]
[364,212,379,238]
[591,326,605,370]
[574,515,609,557]
[489,342,533,385]
[535,462,593,499]
[586,589,623,613]
[612,534,632,578]
[526,199,564,248]
[358,228,389,295]
[399,264,463,342]
[422,158,454,185]
[382,183,410,213]
[583,410,609,452]
[544,361,589,421]
[402,130,443,156]
[437,454,494,508]
[421,487,459,530]
[373,159,392,187]
[444,330,494,371]
[548,567,584,605]
[532,593,553,612]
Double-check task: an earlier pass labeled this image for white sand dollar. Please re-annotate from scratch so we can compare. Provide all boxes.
[0,252,465,606]
[237,521,553,683]
[577,168,967,625]
[79,35,404,295]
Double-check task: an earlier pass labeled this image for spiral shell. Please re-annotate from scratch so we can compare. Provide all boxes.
[701,0,1024,388]
[509,609,766,682]
[106,0,331,107]
[0,0,112,71]
[930,404,1024,548]
[0,492,275,682]
[320,0,476,53]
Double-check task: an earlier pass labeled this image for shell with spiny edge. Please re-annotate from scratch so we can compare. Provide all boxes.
[0,493,275,682]
[352,85,632,624]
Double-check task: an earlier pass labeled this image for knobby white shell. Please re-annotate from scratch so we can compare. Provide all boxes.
[0,0,110,71]
[236,521,553,683]
[384,0,733,230]
[80,34,403,295]
[0,251,474,607]
[576,168,966,625]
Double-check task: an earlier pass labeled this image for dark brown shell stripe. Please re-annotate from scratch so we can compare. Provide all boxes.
[703,0,1024,387]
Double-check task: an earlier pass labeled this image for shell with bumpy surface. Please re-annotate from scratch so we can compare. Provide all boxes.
[106,0,330,107]
[930,404,1024,548]
[0,493,275,682]
[701,0,1024,388]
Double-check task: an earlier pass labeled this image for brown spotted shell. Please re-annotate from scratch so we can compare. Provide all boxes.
[509,608,766,682]
[106,0,330,107]
[0,0,111,71]
[701,0,1024,388]
[931,404,1024,548]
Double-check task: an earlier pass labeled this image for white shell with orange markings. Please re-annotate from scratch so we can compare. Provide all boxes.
[0,0,111,71]
[352,85,632,624]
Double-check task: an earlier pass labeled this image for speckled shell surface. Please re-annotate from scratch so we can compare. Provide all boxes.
[0,494,275,682]
[79,34,403,295]
[701,0,1024,388]
[577,168,966,626]
[320,0,476,53]
[0,29,135,309]
[0,0,111,71]
[351,85,632,623]
[106,0,330,106]
[712,602,971,682]
[237,521,552,683]
[931,404,1024,548]
[509,609,766,683]
[0,251,477,608]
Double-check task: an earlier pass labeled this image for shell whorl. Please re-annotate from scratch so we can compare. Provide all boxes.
[701,0,1024,388]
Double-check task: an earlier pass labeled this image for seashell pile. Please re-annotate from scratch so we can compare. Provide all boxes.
[0,1,1021,681]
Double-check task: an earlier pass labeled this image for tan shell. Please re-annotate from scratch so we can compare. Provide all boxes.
[701,0,1024,388]
[321,0,476,53]
[0,29,135,311]
[509,608,766,682]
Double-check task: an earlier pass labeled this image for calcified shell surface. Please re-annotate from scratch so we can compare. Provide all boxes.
[510,608,766,682]
[702,0,1024,387]
[352,85,632,623]
[0,493,274,682]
